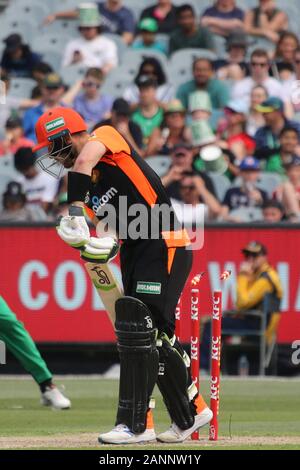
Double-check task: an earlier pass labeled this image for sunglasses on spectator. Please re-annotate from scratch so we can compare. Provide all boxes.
[174,152,187,158]
[83,81,101,88]
[181,185,195,191]
[295,59,300,64]
[244,252,260,259]
[251,61,268,67]
[79,26,95,31]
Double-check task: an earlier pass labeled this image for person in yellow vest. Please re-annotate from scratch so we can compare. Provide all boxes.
[201,241,283,370]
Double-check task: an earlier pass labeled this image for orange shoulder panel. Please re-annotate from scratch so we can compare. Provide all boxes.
[89,126,131,155]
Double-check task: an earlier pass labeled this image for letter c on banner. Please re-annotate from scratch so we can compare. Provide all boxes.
[18,261,49,310]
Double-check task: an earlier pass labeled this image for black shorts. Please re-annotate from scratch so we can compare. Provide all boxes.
[120,239,192,336]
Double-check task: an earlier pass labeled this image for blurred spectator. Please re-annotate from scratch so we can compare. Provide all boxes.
[169,4,215,55]
[254,97,300,161]
[123,57,174,108]
[176,58,230,110]
[201,0,245,37]
[262,199,285,222]
[246,85,268,137]
[73,68,113,129]
[264,127,300,174]
[214,30,249,81]
[140,0,177,34]
[161,143,216,200]
[222,157,267,215]
[244,0,288,43]
[31,62,54,100]
[14,147,59,213]
[132,18,167,54]
[171,171,222,222]
[0,71,39,134]
[200,241,283,371]
[131,76,164,147]
[217,100,255,162]
[23,73,67,142]
[1,34,41,78]
[145,99,192,157]
[61,7,118,73]
[0,181,47,222]
[274,32,299,66]
[282,47,300,120]
[94,98,143,154]
[285,156,300,209]
[231,49,285,109]
[44,1,135,45]
[0,117,34,156]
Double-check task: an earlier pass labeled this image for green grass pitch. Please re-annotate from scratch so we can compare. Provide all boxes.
[0,377,300,450]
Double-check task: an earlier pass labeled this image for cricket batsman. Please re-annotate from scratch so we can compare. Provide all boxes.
[33,107,212,444]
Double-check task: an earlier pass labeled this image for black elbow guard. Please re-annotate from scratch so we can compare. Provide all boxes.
[67,171,92,204]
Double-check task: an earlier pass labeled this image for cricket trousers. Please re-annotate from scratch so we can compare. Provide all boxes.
[120,239,193,337]
[0,296,52,384]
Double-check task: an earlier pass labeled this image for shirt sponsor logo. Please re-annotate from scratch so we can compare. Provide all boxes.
[93,187,118,213]
[45,117,65,133]
[136,281,161,295]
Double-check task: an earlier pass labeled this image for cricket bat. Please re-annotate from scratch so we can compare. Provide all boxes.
[84,262,123,326]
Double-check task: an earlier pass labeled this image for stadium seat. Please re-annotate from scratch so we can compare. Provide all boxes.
[208,172,231,202]
[42,19,80,39]
[103,33,128,63]
[0,19,37,44]
[8,77,36,99]
[101,68,132,98]
[60,64,88,86]
[0,154,15,173]
[31,33,70,54]
[3,0,49,23]
[145,155,171,177]
[229,207,264,222]
[41,49,63,71]
[121,49,168,73]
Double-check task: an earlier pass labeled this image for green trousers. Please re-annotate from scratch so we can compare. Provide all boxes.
[0,296,52,385]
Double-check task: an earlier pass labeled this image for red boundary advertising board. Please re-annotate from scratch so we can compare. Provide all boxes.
[1,226,300,344]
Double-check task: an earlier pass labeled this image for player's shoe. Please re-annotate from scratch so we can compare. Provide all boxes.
[41,385,71,410]
[98,424,156,444]
[157,407,213,443]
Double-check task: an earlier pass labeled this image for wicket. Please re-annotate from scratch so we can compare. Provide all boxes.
[175,271,230,441]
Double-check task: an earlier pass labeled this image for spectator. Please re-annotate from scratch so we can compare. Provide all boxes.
[44,1,135,45]
[132,18,167,55]
[217,100,255,162]
[0,71,39,135]
[254,97,300,161]
[61,6,118,73]
[201,0,245,37]
[285,156,300,208]
[0,117,34,156]
[31,62,54,100]
[73,68,113,130]
[145,99,192,157]
[176,58,230,110]
[131,76,164,147]
[246,85,268,137]
[264,127,300,175]
[140,0,177,34]
[14,147,59,213]
[161,143,216,200]
[171,171,222,223]
[123,56,174,108]
[244,0,288,43]
[169,4,215,55]
[214,30,249,81]
[200,241,283,371]
[23,73,67,142]
[262,199,285,222]
[274,32,299,66]
[1,34,41,78]
[0,181,47,222]
[222,156,268,215]
[282,47,300,120]
[94,97,143,154]
[231,49,285,109]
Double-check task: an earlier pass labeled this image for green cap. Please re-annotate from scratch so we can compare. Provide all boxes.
[189,91,212,113]
[191,119,216,147]
[138,17,158,33]
[79,2,101,27]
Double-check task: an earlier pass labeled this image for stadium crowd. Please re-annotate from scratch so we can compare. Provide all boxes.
[1,0,300,224]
